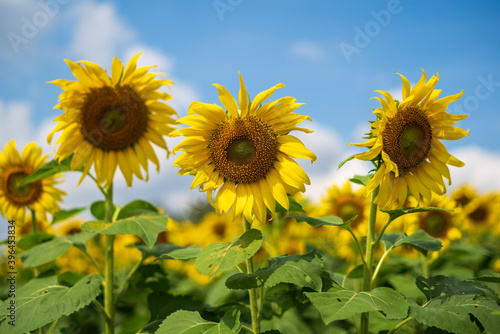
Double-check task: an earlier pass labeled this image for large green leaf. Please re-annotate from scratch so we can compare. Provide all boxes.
[349,174,373,186]
[155,309,241,334]
[19,232,96,267]
[0,274,102,333]
[409,296,500,334]
[16,232,54,251]
[52,207,87,223]
[415,276,498,302]
[195,229,263,277]
[306,287,409,324]
[20,154,79,185]
[381,230,442,255]
[226,250,325,291]
[131,243,202,260]
[82,213,169,248]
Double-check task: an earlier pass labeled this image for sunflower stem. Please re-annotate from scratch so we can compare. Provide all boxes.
[115,253,145,306]
[387,317,413,334]
[360,186,379,334]
[243,216,261,334]
[30,210,41,278]
[104,183,115,334]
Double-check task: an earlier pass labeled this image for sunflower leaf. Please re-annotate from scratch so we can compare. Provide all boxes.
[81,213,169,248]
[337,153,357,169]
[415,275,499,302]
[349,174,373,186]
[19,232,96,267]
[155,309,241,334]
[275,197,305,213]
[117,199,159,219]
[225,250,325,291]
[90,200,115,220]
[381,230,442,255]
[287,214,355,230]
[409,296,500,334]
[305,287,409,325]
[52,207,87,224]
[381,206,453,223]
[194,229,263,278]
[0,274,102,333]
[161,245,202,261]
[471,274,500,283]
[20,154,79,185]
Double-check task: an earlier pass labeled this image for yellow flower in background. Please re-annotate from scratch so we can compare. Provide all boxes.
[407,195,462,251]
[451,184,477,207]
[15,216,53,239]
[461,193,500,237]
[316,182,370,234]
[48,53,176,188]
[0,140,65,223]
[171,74,316,224]
[195,212,243,247]
[350,70,468,209]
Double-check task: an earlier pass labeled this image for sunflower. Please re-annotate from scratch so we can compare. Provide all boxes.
[48,53,176,188]
[0,140,65,223]
[460,193,500,237]
[406,195,461,252]
[171,74,316,224]
[450,184,477,207]
[350,70,468,209]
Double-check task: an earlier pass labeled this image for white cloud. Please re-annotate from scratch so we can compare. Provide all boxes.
[67,1,136,64]
[0,99,35,149]
[449,145,500,193]
[290,40,326,62]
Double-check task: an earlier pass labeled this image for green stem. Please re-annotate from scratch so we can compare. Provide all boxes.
[77,246,104,277]
[387,317,413,334]
[371,244,394,287]
[346,228,367,268]
[104,183,115,334]
[241,324,255,334]
[243,216,261,334]
[30,210,41,278]
[360,187,379,334]
[372,217,394,251]
[115,254,145,306]
[88,173,107,197]
[46,319,58,334]
[420,253,429,278]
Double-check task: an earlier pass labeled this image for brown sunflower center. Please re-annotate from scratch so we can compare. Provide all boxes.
[80,86,148,151]
[382,107,432,174]
[334,198,364,228]
[209,116,277,184]
[468,205,488,224]
[212,222,227,237]
[420,211,450,238]
[2,168,43,206]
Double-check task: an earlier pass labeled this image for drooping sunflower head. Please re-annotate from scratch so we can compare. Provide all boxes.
[48,53,176,188]
[349,70,469,209]
[171,73,316,224]
[0,140,65,223]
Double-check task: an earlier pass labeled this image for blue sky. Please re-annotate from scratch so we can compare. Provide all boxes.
[1,0,500,224]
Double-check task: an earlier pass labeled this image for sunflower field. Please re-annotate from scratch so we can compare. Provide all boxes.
[0,52,499,334]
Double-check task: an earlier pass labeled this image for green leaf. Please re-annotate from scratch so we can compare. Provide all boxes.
[338,153,357,169]
[20,154,79,185]
[349,174,373,186]
[52,207,87,223]
[117,199,158,219]
[472,274,500,283]
[409,296,500,334]
[286,214,356,229]
[415,275,498,302]
[306,287,409,324]
[162,245,202,261]
[155,309,241,334]
[275,197,304,213]
[19,232,95,267]
[82,213,168,248]
[0,274,102,333]
[195,229,263,277]
[225,250,325,291]
[381,206,453,223]
[381,230,442,255]
[16,232,54,251]
[90,200,110,220]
